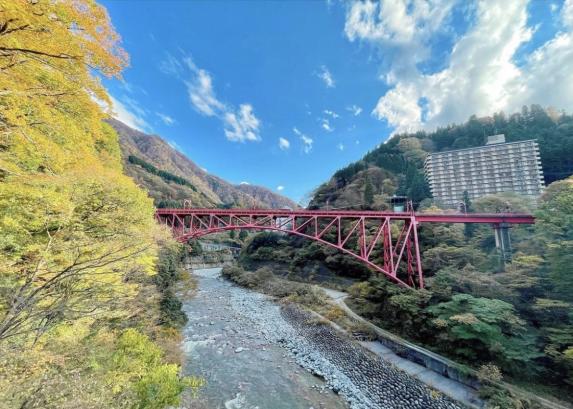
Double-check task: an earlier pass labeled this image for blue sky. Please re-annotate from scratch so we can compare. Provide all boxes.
[101,0,573,204]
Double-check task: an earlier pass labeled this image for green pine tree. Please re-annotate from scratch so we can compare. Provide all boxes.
[463,190,476,238]
[363,177,374,208]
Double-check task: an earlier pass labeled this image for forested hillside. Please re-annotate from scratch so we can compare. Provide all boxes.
[112,118,297,209]
[0,3,199,407]
[241,107,573,407]
[310,106,573,210]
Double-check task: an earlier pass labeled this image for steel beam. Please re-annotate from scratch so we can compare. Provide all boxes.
[155,207,535,289]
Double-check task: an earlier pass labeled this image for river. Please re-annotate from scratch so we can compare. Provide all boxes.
[178,267,462,409]
[179,267,348,409]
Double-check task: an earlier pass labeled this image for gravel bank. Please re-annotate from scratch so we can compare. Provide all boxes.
[183,268,347,409]
[227,280,463,409]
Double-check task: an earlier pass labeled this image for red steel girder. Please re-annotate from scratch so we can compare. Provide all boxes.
[155,208,535,289]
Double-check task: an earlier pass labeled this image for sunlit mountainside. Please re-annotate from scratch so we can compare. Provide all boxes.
[110,118,297,209]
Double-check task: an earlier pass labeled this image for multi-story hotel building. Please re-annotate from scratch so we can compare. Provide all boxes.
[424,135,545,208]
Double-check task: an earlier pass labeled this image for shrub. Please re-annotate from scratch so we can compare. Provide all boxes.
[159,290,187,328]
[287,286,327,308]
[221,265,246,280]
[479,385,529,409]
[478,363,503,383]
[349,322,379,341]
[254,267,274,282]
[324,306,346,321]
[155,243,188,329]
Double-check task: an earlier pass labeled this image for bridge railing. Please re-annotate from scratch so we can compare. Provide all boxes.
[155,207,534,289]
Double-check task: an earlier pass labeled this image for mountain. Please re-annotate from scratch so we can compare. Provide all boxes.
[109,119,297,209]
[310,105,573,210]
[234,183,296,209]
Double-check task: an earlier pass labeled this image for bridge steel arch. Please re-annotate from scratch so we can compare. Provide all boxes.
[155,208,535,289]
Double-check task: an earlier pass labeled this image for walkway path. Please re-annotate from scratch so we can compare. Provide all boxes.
[321,288,484,409]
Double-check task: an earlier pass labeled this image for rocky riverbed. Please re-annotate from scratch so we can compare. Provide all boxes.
[179,267,463,409]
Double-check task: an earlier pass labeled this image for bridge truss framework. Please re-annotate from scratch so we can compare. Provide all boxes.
[155,208,535,289]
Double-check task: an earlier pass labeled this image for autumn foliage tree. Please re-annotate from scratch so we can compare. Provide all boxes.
[0,2,195,408]
[0,0,143,343]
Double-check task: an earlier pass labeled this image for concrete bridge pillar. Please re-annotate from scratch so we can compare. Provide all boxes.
[493,222,512,264]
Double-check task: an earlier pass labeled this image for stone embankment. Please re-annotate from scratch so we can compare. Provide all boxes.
[229,278,462,409]
[282,305,461,409]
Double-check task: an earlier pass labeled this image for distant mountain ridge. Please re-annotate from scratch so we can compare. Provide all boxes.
[109,119,297,209]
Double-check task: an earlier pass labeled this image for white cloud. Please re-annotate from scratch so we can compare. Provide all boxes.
[321,118,334,132]
[323,109,339,118]
[279,137,290,150]
[337,143,345,151]
[119,80,147,96]
[301,135,313,153]
[563,0,573,26]
[186,68,226,117]
[551,3,559,13]
[294,128,313,154]
[157,112,176,126]
[162,53,262,142]
[346,104,363,116]
[277,185,285,191]
[107,95,151,132]
[345,0,455,84]
[374,82,423,133]
[223,104,261,142]
[121,95,147,118]
[317,65,335,88]
[345,0,454,45]
[159,52,184,76]
[346,0,573,134]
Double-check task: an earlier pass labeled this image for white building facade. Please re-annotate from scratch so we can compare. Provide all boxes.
[424,135,545,208]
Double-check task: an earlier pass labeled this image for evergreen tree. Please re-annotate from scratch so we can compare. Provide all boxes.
[463,190,476,238]
[363,177,374,208]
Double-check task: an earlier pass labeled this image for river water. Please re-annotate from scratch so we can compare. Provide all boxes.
[178,267,348,409]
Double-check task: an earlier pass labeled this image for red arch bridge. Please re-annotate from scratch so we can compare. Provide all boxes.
[155,208,535,289]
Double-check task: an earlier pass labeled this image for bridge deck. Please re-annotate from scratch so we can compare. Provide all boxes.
[156,207,535,289]
[155,208,535,225]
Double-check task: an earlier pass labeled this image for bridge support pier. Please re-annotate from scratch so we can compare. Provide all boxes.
[493,222,512,264]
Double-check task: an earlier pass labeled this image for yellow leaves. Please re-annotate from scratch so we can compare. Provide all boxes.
[450,313,480,325]
[533,298,571,311]
[0,166,159,342]
[115,328,162,370]
[0,3,194,407]
[511,254,544,269]
[0,322,197,409]
[477,363,503,383]
[0,0,128,178]
[348,281,372,299]
[0,0,127,77]
[0,174,72,256]
[47,317,93,349]
[432,318,448,328]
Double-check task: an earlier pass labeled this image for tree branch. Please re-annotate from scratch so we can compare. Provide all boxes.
[0,47,81,60]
